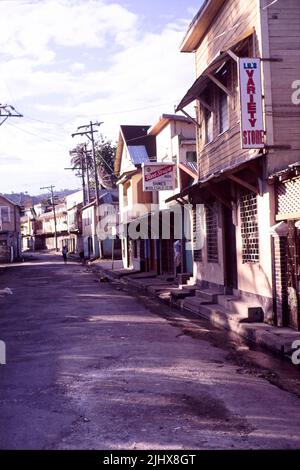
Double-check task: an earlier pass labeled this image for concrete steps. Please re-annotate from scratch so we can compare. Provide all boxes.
[195,289,220,303]
[183,296,213,313]
[183,289,264,325]
[177,273,193,285]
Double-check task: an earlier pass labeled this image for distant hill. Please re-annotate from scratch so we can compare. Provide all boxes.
[3,189,80,207]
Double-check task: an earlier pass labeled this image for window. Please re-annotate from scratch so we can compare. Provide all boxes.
[193,205,202,262]
[201,89,213,144]
[205,203,218,263]
[214,63,229,134]
[240,192,259,263]
[186,151,197,163]
[205,109,213,144]
[123,181,130,207]
[0,206,10,224]
[219,90,229,133]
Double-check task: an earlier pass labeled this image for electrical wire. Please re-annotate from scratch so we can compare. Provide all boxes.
[6,122,68,148]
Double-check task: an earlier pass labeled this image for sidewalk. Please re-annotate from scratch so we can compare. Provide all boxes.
[89,259,300,363]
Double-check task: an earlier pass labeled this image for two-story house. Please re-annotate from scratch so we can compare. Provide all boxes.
[0,194,21,262]
[147,114,197,279]
[81,189,120,260]
[65,190,84,254]
[36,202,68,251]
[173,0,300,330]
[115,125,157,270]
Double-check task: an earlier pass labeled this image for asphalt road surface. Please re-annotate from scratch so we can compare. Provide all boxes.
[1,253,300,450]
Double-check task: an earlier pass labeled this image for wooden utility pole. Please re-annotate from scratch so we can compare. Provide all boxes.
[40,185,58,252]
[0,104,23,126]
[68,145,88,205]
[71,121,103,206]
[84,143,91,204]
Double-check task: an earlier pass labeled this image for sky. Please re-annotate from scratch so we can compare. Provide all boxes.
[0,0,203,195]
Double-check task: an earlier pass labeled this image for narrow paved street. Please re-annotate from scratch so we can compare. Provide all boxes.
[1,253,300,450]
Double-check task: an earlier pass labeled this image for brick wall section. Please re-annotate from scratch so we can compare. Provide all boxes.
[273,236,287,327]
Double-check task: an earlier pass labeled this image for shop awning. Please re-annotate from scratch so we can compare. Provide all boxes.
[166,152,263,204]
[176,51,228,112]
[176,27,255,112]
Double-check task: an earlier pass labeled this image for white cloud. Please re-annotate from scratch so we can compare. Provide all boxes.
[0,0,196,194]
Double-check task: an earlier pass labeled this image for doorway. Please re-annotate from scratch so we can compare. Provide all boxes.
[285,220,300,330]
[223,206,238,291]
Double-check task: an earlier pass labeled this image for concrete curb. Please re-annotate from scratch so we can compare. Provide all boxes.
[89,261,300,363]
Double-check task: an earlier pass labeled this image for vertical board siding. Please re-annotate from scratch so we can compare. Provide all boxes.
[267,0,300,174]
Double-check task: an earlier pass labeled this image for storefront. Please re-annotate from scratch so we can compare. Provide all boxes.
[270,166,300,330]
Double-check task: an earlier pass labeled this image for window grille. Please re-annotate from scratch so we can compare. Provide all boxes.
[206,203,218,262]
[193,206,202,262]
[277,178,300,214]
[240,192,259,263]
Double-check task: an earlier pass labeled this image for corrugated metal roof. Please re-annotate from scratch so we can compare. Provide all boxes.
[186,162,198,173]
[127,145,149,165]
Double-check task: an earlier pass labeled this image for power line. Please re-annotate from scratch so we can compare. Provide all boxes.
[100,100,177,116]
[72,121,102,206]
[6,122,68,148]
[15,99,179,127]
[0,104,23,126]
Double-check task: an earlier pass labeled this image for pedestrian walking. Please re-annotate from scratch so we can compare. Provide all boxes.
[79,250,85,265]
[62,245,68,264]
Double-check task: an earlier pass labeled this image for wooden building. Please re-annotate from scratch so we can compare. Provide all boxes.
[0,194,21,262]
[173,0,300,329]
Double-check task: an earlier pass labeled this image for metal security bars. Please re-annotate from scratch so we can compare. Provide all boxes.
[205,203,218,263]
[240,192,259,263]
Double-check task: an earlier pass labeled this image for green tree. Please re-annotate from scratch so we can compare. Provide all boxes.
[95,134,117,189]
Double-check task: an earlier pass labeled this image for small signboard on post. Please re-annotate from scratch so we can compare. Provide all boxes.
[142,162,175,191]
[238,58,264,149]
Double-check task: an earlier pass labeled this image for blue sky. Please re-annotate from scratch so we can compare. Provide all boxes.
[0,0,203,194]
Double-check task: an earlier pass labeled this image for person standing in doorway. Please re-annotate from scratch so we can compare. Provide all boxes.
[173,239,182,277]
[62,245,68,264]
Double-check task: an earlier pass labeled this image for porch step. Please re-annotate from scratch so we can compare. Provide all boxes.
[183,298,246,326]
[227,299,263,321]
[170,286,196,300]
[216,294,264,322]
[198,303,247,328]
[195,289,220,303]
[183,296,213,313]
[217,294,238,308]
[177,273,193,286]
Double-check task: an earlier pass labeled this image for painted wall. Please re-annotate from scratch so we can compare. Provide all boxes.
[235,188,273,319]
[155,121,196,210]
[194,202,225,287]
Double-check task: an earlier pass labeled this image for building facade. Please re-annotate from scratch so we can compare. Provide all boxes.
[115,125,157,271]
[174,0,300,329]
[0,194,21,262]
[148,114,197,279]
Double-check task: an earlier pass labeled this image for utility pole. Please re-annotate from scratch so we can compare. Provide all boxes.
[68,145,87,206]
[71,121,103,206]
[0,104,23,126]
[40,185,58,252]
[84,143,91,204]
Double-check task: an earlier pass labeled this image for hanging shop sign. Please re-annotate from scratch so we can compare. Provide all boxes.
[142,162,175,191]
[239,58,264,149]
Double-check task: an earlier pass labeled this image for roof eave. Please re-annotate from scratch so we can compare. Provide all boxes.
[180,0,227,53]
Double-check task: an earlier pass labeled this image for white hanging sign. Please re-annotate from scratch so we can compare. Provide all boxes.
[142,163,175,191]
[239,58,264,149]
